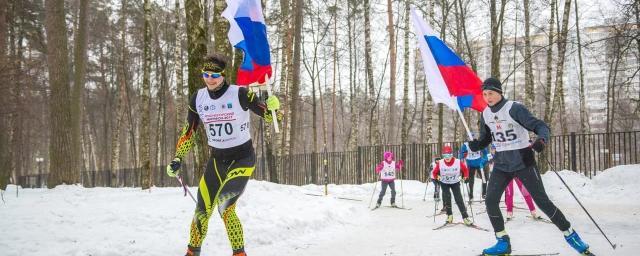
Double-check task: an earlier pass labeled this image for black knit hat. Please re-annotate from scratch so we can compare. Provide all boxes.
[202,53,227,74]
[482,77,503,94]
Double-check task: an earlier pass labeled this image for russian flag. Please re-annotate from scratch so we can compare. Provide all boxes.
[410,8,486,112]
[222,0,272,86]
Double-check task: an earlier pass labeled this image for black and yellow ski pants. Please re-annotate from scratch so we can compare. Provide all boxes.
[187,153,255,254]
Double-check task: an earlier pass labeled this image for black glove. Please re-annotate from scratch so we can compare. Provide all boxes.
[468,139,480,151]
[166,157,182,177]
[531,138,545,152]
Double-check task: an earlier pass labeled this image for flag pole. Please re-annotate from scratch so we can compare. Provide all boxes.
[456,108,474,141]
[263,74,280,133]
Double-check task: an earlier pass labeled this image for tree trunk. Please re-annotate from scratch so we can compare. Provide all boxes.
[401,1,410,147]
[185,0,209,180]
[489,0,506,80]
[346,1,359,151]
[213,0,231,56]
[386,0,397,143]
[331,1,338,151]
[552,0,571,136]
[574,0,589,133]
[71,0,89,184]
[523,0,535,108]
[0,0,9,190]
[288,0,303,155]
[364,0,380,145]
[543,0,555,125]
[45,0,76,187]
[140,0,152,189]
[175,0,186,142]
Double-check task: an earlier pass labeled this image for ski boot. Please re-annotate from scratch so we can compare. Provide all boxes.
[482,235,511,256]
[391,203,397,207]
[463,217,473,226]
[564,229,591,255]
[530,210,538,218]
[185,246,200,256]
[506,211,514,221]
[232,251,247,256]
[446,215,454,224]
[375,202,381,208]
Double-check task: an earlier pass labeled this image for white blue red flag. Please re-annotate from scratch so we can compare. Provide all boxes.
[222,0,272,86]
[410,8,486,112]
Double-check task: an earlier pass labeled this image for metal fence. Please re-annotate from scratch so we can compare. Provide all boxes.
[17,131,640,188]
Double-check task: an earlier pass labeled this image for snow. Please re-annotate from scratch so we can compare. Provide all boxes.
[1,165,639,256]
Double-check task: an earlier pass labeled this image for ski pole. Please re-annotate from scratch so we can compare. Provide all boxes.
[422,178,429,201]
[545,157,617,250]
[176,174,197,204]
[463,181,475,222]
[368,180,378,208]
[433,191,438,223]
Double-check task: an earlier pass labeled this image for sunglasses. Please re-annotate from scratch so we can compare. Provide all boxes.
[202,71,222,79]
[442,153,453,159]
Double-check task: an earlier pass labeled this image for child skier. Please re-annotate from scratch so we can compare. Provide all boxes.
[504,177,538,220]
[468,77,592,255]
[459,138,490,200]
[431,145,473,225]
[166,54,281,256]
[374,151,404,208]
[430,157,442,202]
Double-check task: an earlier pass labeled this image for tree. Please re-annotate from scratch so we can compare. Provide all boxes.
[543,0,555,125]
[386,0,397,143]
[140,0,152,189]
[71,0,89,182]
[523,0,535,108]
[364,0,380,145]
[288,0,303,155]
[0,0,9,190]
[401,0,411,148]
[574,0,589,133]
[489,0,506,79]
[45,0,77,187]
[550,0,571,136]
[185,0,209,179]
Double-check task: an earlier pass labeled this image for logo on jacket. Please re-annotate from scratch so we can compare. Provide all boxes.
[227,103,233,109]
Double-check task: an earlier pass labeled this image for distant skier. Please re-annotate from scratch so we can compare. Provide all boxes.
[430,157,442,202]
[431,145,473,225]
[468,77,592,256]
[374,151,404,208]
[504,177,538,220]
[459,137,490,200]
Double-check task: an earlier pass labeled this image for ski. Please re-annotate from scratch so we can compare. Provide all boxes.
[453,222,490,231]
[384,205,412,210]
[426,212,447,218]
[477,253,559,256]
[371,206,380,211]
[432,222,459,230]
[527,215,552,223]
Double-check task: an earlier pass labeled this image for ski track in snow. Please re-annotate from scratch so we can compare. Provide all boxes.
[1,165,639,256]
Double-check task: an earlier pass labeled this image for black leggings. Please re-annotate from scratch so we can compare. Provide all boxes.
[441,182,468,218]
[485,165,571,233]
[468,166,490,198]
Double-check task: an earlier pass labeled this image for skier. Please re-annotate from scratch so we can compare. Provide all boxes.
[165,53,282,256]
[468,77,592,255]
[430,157,442,202]
[374,151,404,208]
[504,177,538,220]
[459,137,490,200]
[431,145,473,225]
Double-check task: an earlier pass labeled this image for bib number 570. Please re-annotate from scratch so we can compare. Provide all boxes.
[208,123,233,137]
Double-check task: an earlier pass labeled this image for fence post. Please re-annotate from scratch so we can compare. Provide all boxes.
[357,147,363,184]
[570,132,577,172]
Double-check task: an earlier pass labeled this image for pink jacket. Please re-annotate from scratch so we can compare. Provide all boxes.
[375,151,404,181]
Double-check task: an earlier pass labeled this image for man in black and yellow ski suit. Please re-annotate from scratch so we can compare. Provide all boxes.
[166,53,281,256]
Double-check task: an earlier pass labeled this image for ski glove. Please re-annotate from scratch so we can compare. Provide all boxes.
[166,157,182,177]
[266,95,280,111]
[531,138,545,152]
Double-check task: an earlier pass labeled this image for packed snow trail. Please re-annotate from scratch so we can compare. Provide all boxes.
[1,165,639,256]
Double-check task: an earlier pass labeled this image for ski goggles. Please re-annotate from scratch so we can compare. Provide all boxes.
[442,153,453,159]
[202,71,222,79]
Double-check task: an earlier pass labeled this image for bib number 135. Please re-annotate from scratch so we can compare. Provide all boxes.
[492,129,517,142]
[208,123,233,137]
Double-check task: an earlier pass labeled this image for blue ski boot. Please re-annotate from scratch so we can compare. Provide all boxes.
[482,235,511,256]
[564,230,591,254]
